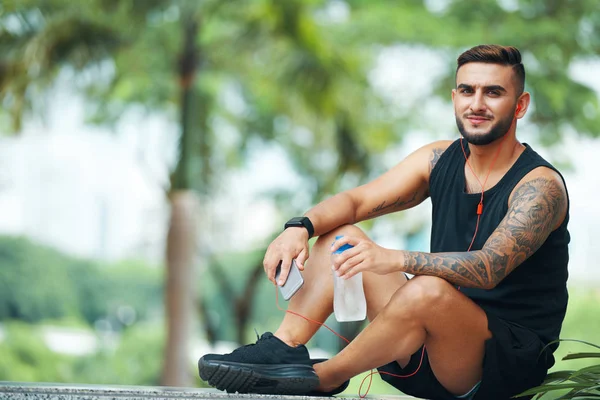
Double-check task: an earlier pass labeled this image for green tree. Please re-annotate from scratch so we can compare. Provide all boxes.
[1,0,380,385]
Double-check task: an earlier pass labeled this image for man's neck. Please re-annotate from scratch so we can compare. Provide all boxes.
[466,134,522,178]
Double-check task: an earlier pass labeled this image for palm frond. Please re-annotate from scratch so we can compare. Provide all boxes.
[563,352,600,361]
[518,339,600,399]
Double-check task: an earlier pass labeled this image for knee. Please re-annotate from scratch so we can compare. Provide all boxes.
[313,224,366,251]
[389,276,455,313]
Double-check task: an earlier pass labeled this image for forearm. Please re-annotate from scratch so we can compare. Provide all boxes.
[400,249,499,289]
[304,192,358,237]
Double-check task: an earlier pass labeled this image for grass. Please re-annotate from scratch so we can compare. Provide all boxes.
[338,285,600,398]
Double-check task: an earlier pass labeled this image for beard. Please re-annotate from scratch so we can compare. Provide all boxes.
[455,112,514,145]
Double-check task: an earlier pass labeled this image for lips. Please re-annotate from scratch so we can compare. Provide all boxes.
[467,116,491,124]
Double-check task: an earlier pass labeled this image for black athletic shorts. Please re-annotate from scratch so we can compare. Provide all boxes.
[377,312,554,400]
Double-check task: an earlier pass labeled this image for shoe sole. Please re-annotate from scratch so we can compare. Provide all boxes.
[198,357,320,395]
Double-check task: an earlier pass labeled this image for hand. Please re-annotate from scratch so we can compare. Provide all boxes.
[263,227,310,285]
[331,236,399,279]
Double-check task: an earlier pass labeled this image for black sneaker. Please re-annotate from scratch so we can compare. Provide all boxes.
[198,332,319,395]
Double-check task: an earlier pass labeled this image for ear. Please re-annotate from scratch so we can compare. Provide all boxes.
[451,88,456,103]
[515,92,531,119]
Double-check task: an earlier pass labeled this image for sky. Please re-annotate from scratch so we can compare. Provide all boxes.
[0,46,599,284]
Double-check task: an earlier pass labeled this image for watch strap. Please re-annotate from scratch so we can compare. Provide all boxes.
[284,217,314,239]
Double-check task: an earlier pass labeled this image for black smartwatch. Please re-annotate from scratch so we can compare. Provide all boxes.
[284,216,314,239]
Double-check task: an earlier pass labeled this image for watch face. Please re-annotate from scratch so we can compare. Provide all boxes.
[286,217,303,227]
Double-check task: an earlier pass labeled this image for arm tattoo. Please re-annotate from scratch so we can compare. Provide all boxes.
[402,176,567,289]
[368,190,420,217]
[368,147,444,218]
[429,148,445,173]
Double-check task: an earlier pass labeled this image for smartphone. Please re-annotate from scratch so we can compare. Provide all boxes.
[275,259,304,301]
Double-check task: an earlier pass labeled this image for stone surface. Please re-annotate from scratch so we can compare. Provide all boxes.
[0,382,414,400]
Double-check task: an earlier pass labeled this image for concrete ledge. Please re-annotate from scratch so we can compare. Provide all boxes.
[0,382,414,400]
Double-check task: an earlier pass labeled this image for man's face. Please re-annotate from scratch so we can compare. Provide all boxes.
[452,63,519,145]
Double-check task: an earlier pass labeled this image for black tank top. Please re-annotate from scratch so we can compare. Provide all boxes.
[429,139,570,345]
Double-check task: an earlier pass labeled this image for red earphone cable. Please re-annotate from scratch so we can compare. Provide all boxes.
[460,135,506,251]
[275,288,351,344]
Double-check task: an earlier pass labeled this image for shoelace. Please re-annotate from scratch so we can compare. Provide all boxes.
[230,331,262,355]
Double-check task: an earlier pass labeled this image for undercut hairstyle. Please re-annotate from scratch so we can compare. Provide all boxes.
[456,45,525,96]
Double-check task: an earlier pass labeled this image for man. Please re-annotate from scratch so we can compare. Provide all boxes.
[199,44,569,400]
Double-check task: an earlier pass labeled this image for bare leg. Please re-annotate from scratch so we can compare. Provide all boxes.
[313,276,491,395]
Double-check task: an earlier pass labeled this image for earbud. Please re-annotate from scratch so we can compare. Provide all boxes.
[515,104,521,114]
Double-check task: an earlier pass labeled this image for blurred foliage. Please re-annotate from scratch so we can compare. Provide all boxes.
[0,236,162,327]
[0,236,169,385]
[0,236,77,322]
[2,0,598,198]
[0,320,173,386]
[0,321,74,383]
[0,0,378,198]
[69,322,167,386]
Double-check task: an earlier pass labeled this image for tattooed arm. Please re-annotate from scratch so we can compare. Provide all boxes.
[400,168,568,289]
[305,141,452,237]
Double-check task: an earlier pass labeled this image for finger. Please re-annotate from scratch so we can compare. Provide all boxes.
[332,246,360,271]
[331,245,354,272]
[337,252,363,277]
[342,236,362,247]
[330,250,343,271]
[341,260,364,280]
[263,252,272,275]
[296,248,309,270]
[278,257,292,286]
[264,254,280,284]
[330,235,361,254]
[330,237,343,253]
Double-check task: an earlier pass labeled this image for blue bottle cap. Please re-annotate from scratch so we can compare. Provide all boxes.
[334,235,354,254]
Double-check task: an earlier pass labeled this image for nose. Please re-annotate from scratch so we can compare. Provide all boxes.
[470,92,487,113]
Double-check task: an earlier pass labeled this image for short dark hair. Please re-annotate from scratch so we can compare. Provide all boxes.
[456,45,525,96]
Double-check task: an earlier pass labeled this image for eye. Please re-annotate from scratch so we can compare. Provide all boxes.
[459,88,473,94]
[487,90,500,96]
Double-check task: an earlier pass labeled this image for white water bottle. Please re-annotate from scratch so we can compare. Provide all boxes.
[331,235,367,322]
